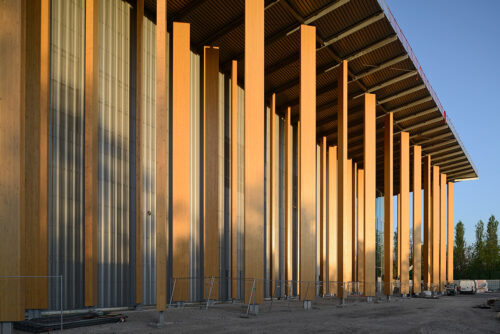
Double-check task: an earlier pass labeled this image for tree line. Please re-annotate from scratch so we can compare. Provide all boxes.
[454,215,500,279]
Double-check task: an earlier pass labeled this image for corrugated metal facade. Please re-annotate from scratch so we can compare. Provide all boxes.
[48,0,86,310]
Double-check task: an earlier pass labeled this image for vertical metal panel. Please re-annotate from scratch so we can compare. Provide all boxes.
[189,51,201,302]
[97,0,131,308]
[85,0,99,308]
[49,0,86,310]
[141,17,156,305]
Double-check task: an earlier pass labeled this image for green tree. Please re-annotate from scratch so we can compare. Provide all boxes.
[472,220,485,278]
[485,215,499,278]
[454,221,467,278]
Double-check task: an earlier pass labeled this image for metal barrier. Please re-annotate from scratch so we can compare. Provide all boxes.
[0,275,63,331]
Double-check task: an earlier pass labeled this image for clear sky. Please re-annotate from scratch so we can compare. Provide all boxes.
[385,0,500,245]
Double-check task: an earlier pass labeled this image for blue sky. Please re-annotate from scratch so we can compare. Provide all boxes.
[385,0,500,244]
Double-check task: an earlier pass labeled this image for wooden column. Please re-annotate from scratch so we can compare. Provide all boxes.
[285,107,293,295]
[447,182,454,282]
[0,0,25,321]
[346,159,353,290]
[440,173,447,291]
[244,0,265,304]
[156,0,168,311]
[320,137,327,295]
[397,193,401,279]
[135,0,144,306]
[85,0,99,307]
[25,0,49,310]
[172,22,191,302]
[352,162,358,283]
[412,146,422,294]
[299,24,316,301]
[337,60,351,297]
[431,165,440,292]
[423,156,431,290]
[231,60,238,300]
[399,132,410,295]
[204,46,220,299]
[328,146,338,295]
[357,169,365,294]
[364,94,376,297]
[384,113,394,295]
[296,120,301,294]
[270,93,279,296]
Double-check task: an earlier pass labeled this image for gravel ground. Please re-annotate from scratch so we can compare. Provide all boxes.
[20,292,500,333]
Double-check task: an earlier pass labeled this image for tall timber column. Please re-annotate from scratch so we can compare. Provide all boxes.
[357,169,365,294]
[135,0,144,305]
[447,182,454,283]
[297,121,301,294]
[384,113,394,296]
[285,107,293,295]
[423,156,431,290]
[299,24,316,302]
[244,0,265,304]
[399,132,410,295]
[346,159,353,290]
[364,94,376,298]
[270,93,279,296]
[231,60,238,300]
[204,46,220,299]
[172,22,191,301]
[320,137,328,295]
[328,146,338,295]
[352,162,358,283]
[25,0,50,309]
[413,146,422,294]
[337,60,350,297]
[0,0,25,321]
[431,166,440,292]
[156,0,168,310]
[439,173,447,291]
[85,0,99,307]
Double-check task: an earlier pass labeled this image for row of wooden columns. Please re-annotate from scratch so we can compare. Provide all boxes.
[0,0,458,321]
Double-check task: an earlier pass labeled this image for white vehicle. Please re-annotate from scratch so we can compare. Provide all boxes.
[457,280,477,294]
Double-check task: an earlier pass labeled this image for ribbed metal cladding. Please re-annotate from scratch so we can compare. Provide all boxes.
[48,0,86,311]
[141,17,157,305]
[97,0,132,308]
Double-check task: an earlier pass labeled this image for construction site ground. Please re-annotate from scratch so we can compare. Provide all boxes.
[23,292,500,333]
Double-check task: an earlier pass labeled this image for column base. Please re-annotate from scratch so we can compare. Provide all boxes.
[303,300,312,310]
[249,304,259,315]
[155,311,165,328]
[386,295,392,302]
[0,322,12,334]
[366,296,373,303]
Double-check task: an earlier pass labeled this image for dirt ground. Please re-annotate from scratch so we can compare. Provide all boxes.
[23,292,500,333]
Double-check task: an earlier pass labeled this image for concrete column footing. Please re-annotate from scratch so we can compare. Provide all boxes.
[249,304,259,315]
[155,311,165,328]
[303,300,312,310]
[366,296,373,303]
